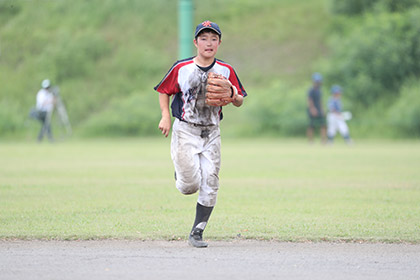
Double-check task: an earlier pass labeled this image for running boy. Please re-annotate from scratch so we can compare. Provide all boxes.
[154,20,247,247]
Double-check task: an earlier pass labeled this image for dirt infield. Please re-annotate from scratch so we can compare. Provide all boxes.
[1,240,419,280]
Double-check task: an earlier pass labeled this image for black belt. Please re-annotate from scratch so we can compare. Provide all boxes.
[180,119,215,127]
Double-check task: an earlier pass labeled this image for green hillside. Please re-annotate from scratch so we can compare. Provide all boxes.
[1,0,419,139]
[0,0,330,138]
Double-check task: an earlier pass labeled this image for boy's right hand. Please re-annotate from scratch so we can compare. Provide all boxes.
[158,117,171,137]
[310,108,318,117]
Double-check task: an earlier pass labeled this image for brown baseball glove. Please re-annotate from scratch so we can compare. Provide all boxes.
[205,72,235,106]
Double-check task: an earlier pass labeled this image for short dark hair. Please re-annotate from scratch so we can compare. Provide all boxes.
[195,29,221,40]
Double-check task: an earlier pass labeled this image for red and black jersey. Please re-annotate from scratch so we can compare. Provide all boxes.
[154,57,246,126]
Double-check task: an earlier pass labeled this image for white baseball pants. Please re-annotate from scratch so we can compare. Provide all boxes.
[171,119,221,207]
[327,113,350,139]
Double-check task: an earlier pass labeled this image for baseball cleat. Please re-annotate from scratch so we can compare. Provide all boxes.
[188,229,208,248]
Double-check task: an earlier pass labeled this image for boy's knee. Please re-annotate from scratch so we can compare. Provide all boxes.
[176,180,199,195]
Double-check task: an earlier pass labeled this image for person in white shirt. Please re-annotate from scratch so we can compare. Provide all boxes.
[36,79,55,142]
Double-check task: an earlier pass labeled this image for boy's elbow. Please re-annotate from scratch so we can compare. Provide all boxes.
[233,99,243,107]
[234,95,244,107]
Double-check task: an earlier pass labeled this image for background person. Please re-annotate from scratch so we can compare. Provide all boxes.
[307,72,327,144]
[327,85,352,144]
[36,79,55,142]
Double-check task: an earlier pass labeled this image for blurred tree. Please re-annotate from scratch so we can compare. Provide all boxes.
[0,1,21,25]
[388,79,420,136]
[326,9,420,107]
[330,0,420,15]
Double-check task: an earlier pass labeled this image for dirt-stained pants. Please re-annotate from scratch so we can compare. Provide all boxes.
[171,119,221,207]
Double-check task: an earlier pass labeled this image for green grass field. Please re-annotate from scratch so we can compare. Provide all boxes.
[1,138,419,243]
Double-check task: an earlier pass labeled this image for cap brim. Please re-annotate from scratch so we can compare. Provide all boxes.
[195,27,221,37]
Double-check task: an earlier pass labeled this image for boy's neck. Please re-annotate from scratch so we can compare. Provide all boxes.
[193,56,215,68]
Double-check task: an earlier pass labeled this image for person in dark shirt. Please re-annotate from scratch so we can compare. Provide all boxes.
[307,73,326,144]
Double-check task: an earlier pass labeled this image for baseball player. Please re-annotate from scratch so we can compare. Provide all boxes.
[307,73,327,144]
[154,20,247,247]
[327,85,352,144]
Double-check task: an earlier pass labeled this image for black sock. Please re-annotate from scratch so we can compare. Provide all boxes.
[191,203,214,233]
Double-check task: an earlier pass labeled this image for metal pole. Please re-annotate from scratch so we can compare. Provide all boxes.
[178,0,193,59]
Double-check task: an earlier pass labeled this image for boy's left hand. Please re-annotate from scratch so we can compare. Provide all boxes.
[206,72,234,106]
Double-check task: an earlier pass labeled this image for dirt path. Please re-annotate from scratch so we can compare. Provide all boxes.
[1,240,419,280]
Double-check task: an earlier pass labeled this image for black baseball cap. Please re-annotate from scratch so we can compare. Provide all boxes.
[194,20,222,38]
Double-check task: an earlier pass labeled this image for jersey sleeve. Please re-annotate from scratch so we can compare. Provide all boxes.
[154,62,181,95]
[226,65,247,97]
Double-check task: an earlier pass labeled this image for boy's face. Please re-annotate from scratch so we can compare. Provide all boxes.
[194,31,221,60]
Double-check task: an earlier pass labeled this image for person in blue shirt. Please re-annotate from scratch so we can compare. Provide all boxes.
[327,85,352,144]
